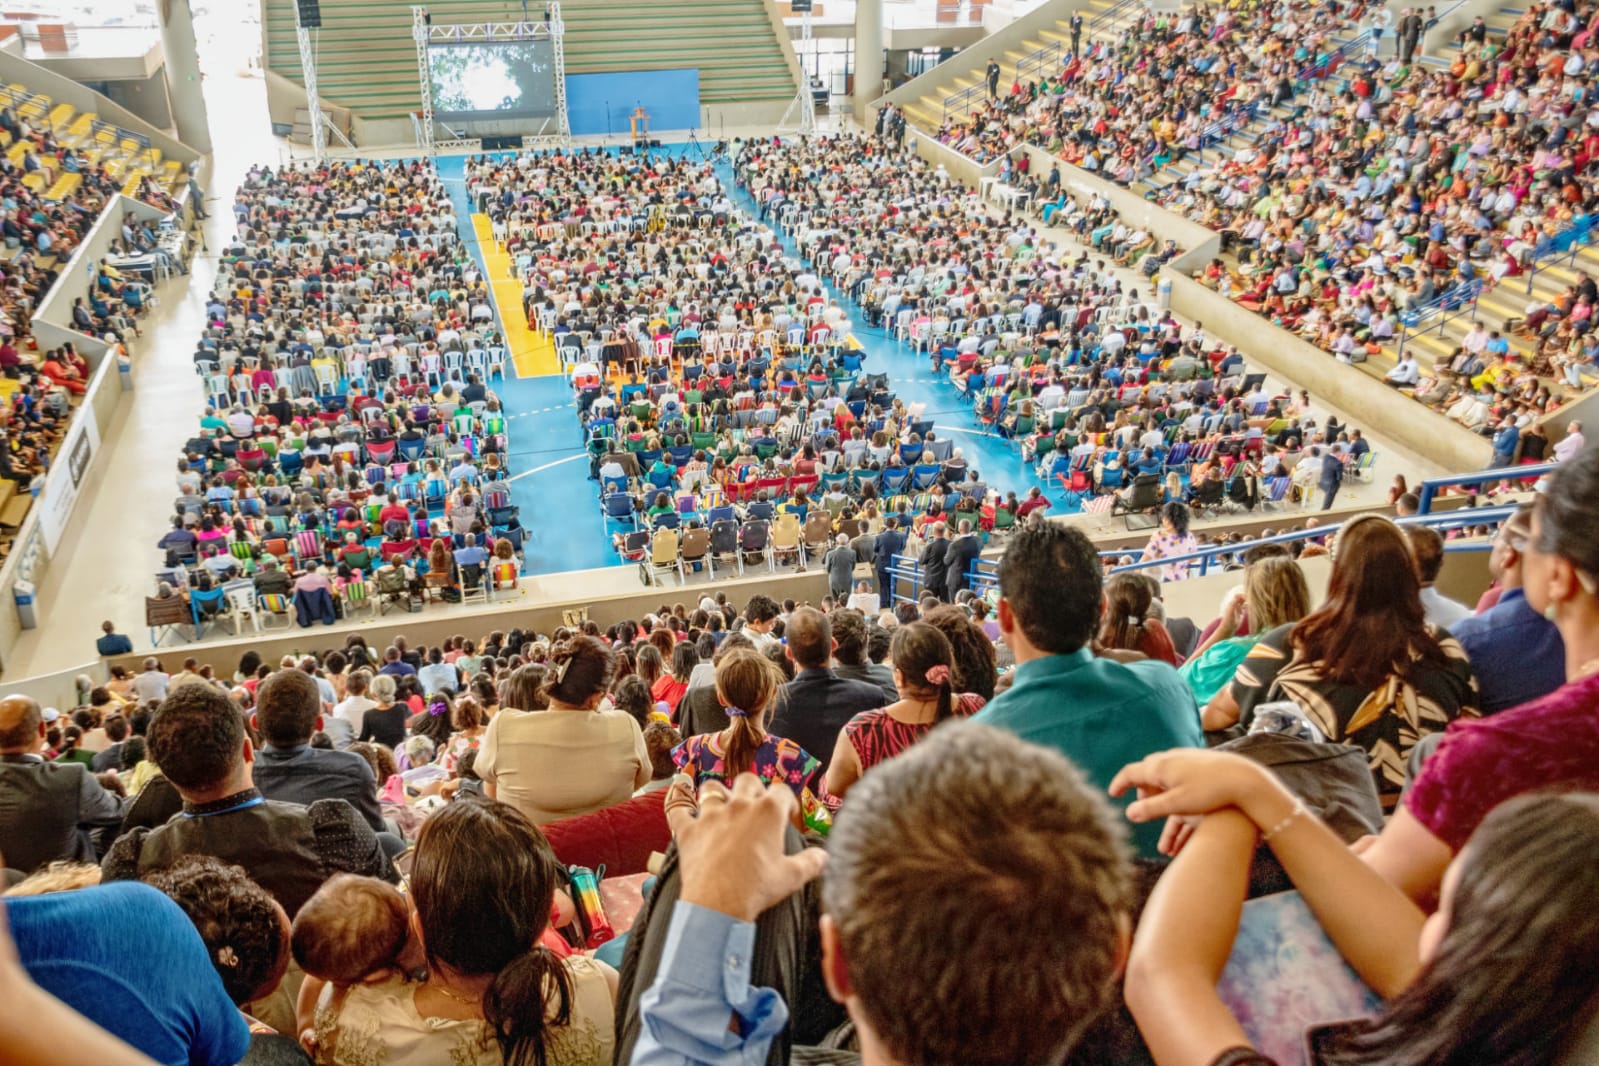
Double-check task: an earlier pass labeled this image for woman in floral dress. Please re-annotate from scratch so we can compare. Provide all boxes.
[671,645,831,834]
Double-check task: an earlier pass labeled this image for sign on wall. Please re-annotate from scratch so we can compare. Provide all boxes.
[36,411,99,554]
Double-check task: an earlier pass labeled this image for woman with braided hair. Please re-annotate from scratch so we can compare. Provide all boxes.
[825,622,987,800]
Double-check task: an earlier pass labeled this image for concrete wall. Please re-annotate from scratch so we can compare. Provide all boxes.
[907,124,1001,188]
[104,70,173,132]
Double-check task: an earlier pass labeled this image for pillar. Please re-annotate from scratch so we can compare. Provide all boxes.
[159,0,214,155]
[852,0,883,125]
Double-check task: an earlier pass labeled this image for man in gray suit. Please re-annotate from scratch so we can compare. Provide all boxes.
[0,695,124,875]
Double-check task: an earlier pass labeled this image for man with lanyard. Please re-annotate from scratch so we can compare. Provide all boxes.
[101,683,396,918]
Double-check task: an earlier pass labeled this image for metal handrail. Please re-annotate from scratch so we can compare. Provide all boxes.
[1102,504,1517,578]
[1417,461,1558,513]
[1523,214,1595,295]
[1296,29,1371,82]
[889,501,1520,600]
[1395,278,1482,358]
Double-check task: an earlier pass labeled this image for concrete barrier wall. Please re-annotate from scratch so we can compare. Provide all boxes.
[907,125,1001,189]
[1164,271,1493,471]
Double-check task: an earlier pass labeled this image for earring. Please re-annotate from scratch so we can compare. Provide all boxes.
[1545,603,1559,622]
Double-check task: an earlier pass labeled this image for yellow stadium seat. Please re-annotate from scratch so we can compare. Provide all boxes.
[19,172,43,193]
[43,171,80,201]
[46,102,73,132]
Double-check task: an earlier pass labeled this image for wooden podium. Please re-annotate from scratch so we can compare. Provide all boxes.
[630,107,649,147]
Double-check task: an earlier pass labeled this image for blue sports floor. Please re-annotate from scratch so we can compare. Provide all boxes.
[436,146,1043,575]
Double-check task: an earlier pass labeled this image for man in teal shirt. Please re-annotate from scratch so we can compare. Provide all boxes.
[973,523,1204,855]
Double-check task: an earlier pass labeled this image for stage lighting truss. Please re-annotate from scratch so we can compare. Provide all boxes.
[411,4,572,158]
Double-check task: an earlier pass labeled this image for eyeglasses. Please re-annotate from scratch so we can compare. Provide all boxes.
[1492,530,1526,551]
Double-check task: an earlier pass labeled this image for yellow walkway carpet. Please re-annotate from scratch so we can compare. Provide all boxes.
[472,214,559,377]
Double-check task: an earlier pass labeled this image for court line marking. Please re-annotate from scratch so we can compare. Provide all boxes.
[505,452,588,483]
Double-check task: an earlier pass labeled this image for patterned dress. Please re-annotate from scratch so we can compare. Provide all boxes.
[842,692,987,774]
[1227,622,1479,806]
[672,732,831,834]
[312,955,614,1066]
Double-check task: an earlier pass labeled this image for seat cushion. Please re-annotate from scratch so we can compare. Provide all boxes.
[541,789,670,877]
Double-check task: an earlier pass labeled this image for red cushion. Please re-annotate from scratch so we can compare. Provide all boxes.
[541,789,671,877]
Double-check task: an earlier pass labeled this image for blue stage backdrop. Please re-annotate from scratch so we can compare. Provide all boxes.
[564,69,701,136]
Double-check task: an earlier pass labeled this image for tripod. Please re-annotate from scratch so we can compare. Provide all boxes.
[683,128,709,161]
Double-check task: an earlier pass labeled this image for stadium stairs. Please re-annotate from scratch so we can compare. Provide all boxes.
[262,0,800,142]
[884,0,1140,136]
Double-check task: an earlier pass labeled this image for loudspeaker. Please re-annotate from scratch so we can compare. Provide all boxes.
[482,134,524,150]
[295,0,321,27]
[791,0,813,11]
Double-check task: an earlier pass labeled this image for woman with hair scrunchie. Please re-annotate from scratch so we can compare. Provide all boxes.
[826,621,987,800]
[671,645,832,834]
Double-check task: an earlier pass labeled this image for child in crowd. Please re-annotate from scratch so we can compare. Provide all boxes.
[292,874,423,1055]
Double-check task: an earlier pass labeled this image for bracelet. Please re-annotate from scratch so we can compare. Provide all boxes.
[1261,799,1307,843]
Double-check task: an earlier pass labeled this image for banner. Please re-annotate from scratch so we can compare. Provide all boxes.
[37,410,99,554]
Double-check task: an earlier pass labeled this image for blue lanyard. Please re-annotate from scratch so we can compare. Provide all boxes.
[183,796,265,819]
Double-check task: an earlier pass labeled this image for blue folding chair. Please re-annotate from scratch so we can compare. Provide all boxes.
[602,492,637,531]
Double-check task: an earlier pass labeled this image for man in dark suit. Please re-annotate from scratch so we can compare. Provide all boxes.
[770,608,886,774]
[249,669,386,833]
[986,59,1001,98]
[920,521,951,603]
[945,520,983,601]
[0,695,125,874]
[1070,10,1084,53]
[1318,446,1345,510]
[873,516,906,599]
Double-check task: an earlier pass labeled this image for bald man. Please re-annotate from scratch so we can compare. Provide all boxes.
[0,694,125,875]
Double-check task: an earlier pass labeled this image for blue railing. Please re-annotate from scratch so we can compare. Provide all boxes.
[884,501,1518,602]
[1417,461,1558,513]
[1296,30,1371,83]
[1196,100,1264,153]
[1102,504,1516,578]
[1396,278,1482,358]
[1523,214,1594,295]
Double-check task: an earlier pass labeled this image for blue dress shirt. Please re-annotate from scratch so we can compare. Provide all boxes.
[632,903,789,1065]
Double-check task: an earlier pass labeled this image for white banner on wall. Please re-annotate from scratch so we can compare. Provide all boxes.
[36,411,99,554]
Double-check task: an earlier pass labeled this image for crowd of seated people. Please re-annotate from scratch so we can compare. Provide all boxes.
[0,100,171,560]
[951,0,1598,434]
[928,0,1367,184]
[155,159,524,632]
[467,148,1012,566]
[8,444,1599,1065]
[740,132,1382,516]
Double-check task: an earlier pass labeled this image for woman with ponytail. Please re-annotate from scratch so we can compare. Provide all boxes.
[671,644,832,834]
[312,799,616,1065]
[825,621,986,800]
[1096,573,1180,666]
